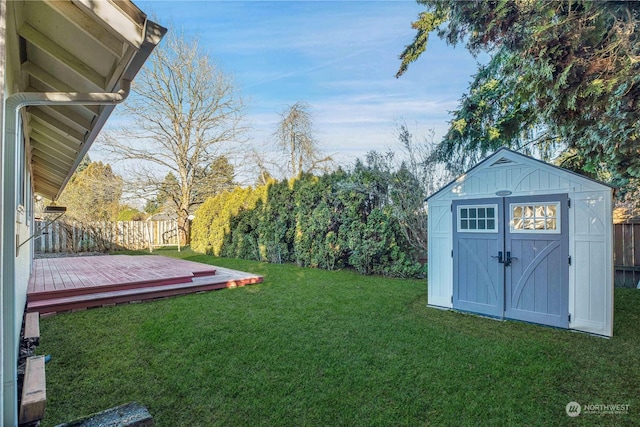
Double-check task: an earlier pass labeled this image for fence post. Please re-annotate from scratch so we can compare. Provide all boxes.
[34,220,41,254]
[61,222,67,253]
[47,222,52,253]
[52,221,58,253]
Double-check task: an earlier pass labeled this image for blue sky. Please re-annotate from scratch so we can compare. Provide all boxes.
[111,1,481,174]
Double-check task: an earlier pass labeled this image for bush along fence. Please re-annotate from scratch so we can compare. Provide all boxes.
[191,169,427,278]
[34,219,179,254]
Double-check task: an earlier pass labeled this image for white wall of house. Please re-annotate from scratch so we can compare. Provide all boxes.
[0,0,6,422]
[15,173,34,343]
[2,3,29,420]
[427,148,614,337]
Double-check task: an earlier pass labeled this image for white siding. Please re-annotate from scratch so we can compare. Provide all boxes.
[14,168,33,346]
[430,150,606,202]
[0,0,6,423]
[570,191,613,336]
[14,222,31,342]
[11,152,33,348]
[427,202,452,308]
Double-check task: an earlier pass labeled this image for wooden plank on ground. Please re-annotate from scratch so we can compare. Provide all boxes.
[19,355,46,424]
[24,312,40,340]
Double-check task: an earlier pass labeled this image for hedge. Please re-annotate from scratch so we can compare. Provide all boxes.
[192,167,424,278]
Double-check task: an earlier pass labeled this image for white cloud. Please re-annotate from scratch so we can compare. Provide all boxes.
[108,0,480,183]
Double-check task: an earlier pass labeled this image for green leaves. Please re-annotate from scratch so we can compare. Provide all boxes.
[192,167,423,278]
[191,185,267,256]
[398,0,640,182]
[396,8,449,78]
[59,160,123,222]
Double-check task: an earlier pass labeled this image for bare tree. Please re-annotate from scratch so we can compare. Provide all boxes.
[389,123,452,259]
[250,148,277,186]
[275,102,333,177]
[101,30,246,243]
[395,123,452,201]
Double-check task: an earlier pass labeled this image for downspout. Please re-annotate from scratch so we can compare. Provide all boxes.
[2,80,130,426]
[0,0,7,423]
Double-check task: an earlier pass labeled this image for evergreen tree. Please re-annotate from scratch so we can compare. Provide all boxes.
[398,1,640,181]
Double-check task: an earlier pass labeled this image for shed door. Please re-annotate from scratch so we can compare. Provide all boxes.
[452,198,504,318]
[504,195,569,328]
[452,195,569,328]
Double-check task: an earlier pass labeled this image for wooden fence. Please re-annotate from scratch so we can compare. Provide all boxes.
[33,220,638,284]
[614,222,640,288]
[34,220,180,254]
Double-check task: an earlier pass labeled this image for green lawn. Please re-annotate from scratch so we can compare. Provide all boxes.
[38,249,639,426]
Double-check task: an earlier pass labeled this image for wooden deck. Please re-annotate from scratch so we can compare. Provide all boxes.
[27,255,263,314]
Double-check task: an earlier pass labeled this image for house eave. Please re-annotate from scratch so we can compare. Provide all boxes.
[54,19,167,200]
[6,0,166,201]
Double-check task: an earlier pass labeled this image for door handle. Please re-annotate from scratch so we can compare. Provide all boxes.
[491,251,504,264]
[504,251,517,267]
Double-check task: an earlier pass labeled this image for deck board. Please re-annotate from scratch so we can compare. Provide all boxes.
[27,255,262,313]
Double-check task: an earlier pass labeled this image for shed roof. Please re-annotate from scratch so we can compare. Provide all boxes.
[428,147,613,202]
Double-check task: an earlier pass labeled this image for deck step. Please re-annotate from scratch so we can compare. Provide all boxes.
[192,269,218,278]
[27,274,203,302]
[27,273,263,314]
[28,255,218,302]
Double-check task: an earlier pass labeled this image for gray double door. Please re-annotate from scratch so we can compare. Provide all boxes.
[452,194,569,328]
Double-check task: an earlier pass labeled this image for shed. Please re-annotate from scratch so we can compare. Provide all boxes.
[427,148,614,337]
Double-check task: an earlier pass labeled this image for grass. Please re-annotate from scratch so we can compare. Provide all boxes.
[38,248,639,426]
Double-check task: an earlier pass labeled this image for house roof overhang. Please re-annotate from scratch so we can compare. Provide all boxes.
[6,0,166,200]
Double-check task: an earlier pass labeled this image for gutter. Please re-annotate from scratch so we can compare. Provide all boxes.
[2,81,130,426]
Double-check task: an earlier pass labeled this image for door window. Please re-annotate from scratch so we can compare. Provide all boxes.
[457,204,498,232]
[509,202,560,233]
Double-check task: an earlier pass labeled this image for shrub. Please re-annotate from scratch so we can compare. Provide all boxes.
[191,185,267,255]
[191,166,426,279]
[257,180,296,263]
